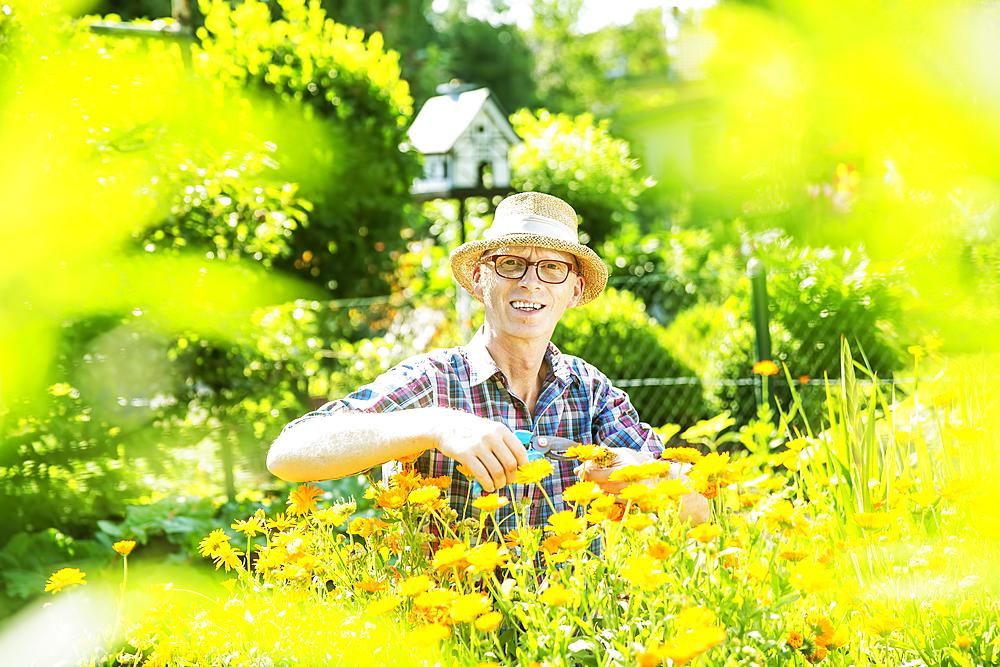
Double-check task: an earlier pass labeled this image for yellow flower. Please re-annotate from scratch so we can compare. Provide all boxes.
[376,487,408,509]
[647,541,676,560]
[688,523,722,543]
[212,543,244,572]
[563,444,602,460]
[657,625,727,665]
[313,506,350,527]
[413,622,451,643]
[955,635,972,649]
[266,513,296,532]
[610,461,671,482]
[44,567,87,594]
[231,514,265,537]
[466,542,510,573]
[675,607,717,630]
[547,510,585,535]
[562,480,604,506]
[623,513,654,531]
[408,485,441,505]
[618,482,651,502]
[286,483,323,515]
[113,540,136,557]
[413,588,458,609]
[355,578,386,593]
[347,517,374,538]
[449,593,492,623]
[368,595,402,615]
[661,447,703,464]
[472,493,509,513]
[515,457,554,484]
[474,611,504,632]
[752,359,780,376]
[865,610,903,636]
[198,529,230,558]
[622,555,669,591]
[539,583,576,607]
[432,543,469,570]
[400,574,433,597]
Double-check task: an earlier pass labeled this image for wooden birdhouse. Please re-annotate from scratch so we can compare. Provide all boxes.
[408,83,520,200]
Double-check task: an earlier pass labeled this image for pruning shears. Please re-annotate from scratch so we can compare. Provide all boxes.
[470,430,576,496]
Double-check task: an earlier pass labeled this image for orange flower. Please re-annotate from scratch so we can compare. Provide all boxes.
[647,541,676,560]
[787,631,804,649]
[376,487,407,510]
[355,578,386,593]
[688,523,722,543]
[347,517,374,539]
[287,483,323,515]
[752,359,780,376]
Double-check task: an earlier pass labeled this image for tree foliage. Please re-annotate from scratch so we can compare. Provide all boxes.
[510,109,654,246]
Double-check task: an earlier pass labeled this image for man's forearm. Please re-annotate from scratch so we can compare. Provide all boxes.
[266,408,444,482]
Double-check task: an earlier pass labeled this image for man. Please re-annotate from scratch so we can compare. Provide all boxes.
[267,192,708,530]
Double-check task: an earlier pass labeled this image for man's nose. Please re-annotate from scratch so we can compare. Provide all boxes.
[516,264,543,288]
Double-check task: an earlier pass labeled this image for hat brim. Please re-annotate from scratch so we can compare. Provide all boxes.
[450,233,608,306]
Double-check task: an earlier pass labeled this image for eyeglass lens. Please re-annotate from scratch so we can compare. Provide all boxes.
[493,255,570,284]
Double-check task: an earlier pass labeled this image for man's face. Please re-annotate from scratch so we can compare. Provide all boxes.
[472,245,585,344]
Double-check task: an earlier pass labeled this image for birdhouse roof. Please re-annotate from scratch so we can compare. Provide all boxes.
[407,87,519,155]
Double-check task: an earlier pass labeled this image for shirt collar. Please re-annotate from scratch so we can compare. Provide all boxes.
[464,328,575,388]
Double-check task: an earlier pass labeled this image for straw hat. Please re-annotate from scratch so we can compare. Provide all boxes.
[450,192,608,306]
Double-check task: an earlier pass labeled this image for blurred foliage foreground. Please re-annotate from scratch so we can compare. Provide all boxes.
[10,346,999,666]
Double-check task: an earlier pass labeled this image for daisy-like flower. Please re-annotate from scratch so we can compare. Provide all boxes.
[408,485,441,505]
[622,555,669,591]
[432,543,470,570]
[609,461,671,483]
[355,578,386,593]
[688,523,722,543]
[212,543,244,572]
[112,540,136,557]
[546,510,585,535]
[472,493,509,513]
[661,447,703,464]
[514,458,554,485]
[266,513,296,532]
[44,567,87,594]
[198,529,230,558]
[286,483,323,515]
[852,512,891,530]
[474,611,503,632]
[376,487,408,510]
[539,583,576,607]
[232,514,265,537]
[466,542,509,573]
[400,574,433,597]
[368,595,402,615]
[449,593,491,623]
[347,517,374,538]
[562,480,604,506]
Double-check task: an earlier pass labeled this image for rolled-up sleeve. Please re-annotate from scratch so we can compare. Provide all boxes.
[592,379,664,458]
[281,358,437,433]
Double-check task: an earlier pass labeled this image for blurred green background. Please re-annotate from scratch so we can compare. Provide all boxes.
[1,0,997,620]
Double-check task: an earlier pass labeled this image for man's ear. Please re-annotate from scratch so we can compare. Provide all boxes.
[568,273,585,307]
[471,263,485,299]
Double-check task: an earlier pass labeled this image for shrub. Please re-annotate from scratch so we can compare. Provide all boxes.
[552,288,708,426]
[510,109,654,247]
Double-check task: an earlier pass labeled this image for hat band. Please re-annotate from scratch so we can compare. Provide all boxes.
[483,213,578,244]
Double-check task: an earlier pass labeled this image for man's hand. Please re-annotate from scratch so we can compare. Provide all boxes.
[432,412,529,493]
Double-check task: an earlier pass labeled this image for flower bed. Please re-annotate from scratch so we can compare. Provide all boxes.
[43,356,1000,666]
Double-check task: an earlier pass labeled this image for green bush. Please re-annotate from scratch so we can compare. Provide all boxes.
[510,109,653,247]
[552,288,708,426]
[195,0,420,297]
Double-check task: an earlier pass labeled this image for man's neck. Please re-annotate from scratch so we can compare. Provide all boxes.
[479,327,550,409]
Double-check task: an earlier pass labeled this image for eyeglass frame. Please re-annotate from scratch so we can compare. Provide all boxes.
[478,253,579,285]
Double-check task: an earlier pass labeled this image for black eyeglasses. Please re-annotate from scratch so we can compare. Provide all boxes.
[479,254,577,284]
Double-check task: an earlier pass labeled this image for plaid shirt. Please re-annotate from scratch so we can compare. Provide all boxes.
[289,328,663,532]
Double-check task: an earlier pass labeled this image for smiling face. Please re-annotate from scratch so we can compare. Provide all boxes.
[472,245,586,346]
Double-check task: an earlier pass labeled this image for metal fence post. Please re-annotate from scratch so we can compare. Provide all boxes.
[747,255,773,416]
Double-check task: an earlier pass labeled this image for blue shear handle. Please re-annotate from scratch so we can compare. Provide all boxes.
[472,429,535,496]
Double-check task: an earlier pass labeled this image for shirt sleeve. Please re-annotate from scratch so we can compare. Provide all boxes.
[591,375,664,458]
[280,356,437,433]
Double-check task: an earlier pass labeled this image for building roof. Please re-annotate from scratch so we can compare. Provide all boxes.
[407,86,519,155]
